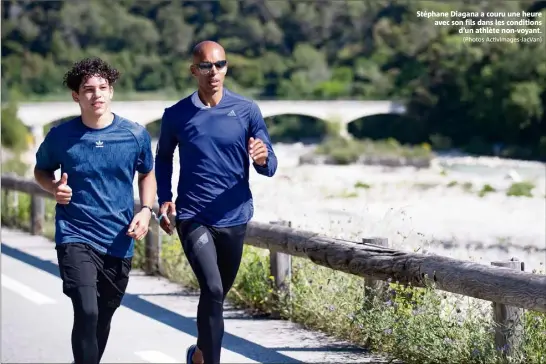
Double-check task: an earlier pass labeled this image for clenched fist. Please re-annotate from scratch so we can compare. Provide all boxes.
[54,173,72,204]
[159,201,176,235]
[248,137,268,166]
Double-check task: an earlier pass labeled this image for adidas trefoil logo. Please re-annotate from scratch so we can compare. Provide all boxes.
[227,110,236,117]
[95,140,104,148]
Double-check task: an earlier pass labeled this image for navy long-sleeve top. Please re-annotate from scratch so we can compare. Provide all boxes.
[155,88,277,227]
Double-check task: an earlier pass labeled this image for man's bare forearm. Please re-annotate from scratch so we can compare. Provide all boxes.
[138,170,157,208]
[34,167,56,195]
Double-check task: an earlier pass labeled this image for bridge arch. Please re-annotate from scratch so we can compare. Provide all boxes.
[43,115,80,135]
[347,113,426,144]
[261,109,331,124]
[263,114,329,143]
[145,118,162,139]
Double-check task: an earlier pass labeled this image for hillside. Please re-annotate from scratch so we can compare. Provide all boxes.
[2,0,546,159]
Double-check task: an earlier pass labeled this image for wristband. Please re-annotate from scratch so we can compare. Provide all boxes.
[141,205,153,214]
[141,205,160,222]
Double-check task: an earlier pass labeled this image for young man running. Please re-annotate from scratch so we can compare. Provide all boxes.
[155,41,278,364]
[34,57,156,364]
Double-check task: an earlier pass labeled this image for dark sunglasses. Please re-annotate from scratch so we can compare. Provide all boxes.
[194,60,228,73]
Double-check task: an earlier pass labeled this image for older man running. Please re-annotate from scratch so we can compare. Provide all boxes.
[154,41,278,364]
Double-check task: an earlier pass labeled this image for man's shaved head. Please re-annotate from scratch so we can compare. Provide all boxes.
[192,41,226,63]
[190,41,228,98]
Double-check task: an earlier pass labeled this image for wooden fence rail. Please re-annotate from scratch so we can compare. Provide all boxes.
[2,174,545,357]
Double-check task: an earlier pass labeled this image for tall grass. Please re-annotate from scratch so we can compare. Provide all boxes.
[138,233,546,364]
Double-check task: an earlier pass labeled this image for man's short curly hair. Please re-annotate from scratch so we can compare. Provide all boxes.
[63,57,120,92]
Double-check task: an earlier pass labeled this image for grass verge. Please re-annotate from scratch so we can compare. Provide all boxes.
[136,232,546,364]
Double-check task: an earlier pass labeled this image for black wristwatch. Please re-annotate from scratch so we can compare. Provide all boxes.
[141,205,153,214]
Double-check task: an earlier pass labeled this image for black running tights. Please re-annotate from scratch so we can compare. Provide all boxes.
[176,220,247,364]
[70,286,117,364]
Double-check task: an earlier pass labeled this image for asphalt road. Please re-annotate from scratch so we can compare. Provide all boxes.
[1,227,388,363]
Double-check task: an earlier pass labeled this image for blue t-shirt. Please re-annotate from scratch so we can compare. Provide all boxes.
[155,88,278,227]
[35,113,154,258]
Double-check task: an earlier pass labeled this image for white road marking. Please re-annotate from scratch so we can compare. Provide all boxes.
[134,350,179,363]
[1,274,56,305]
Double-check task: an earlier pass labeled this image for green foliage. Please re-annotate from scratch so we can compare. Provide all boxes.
[524,310,546,363]
[429,134,453,151]
[354,181,371,189]
[316,138,362,164]
[313,137,433,165]
[479,184,496,197]
[507,181,535,197]
[0,191,56,240]
[1,103,30,152]
[265,115,328,143]
[1,1,546,159]
[1,191,31,231]
[2,158,30,177]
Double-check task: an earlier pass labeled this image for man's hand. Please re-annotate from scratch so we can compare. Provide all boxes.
[248,137,268,166]
[127,208,152,241]
[54,173,72,204]
[159,201,176,235]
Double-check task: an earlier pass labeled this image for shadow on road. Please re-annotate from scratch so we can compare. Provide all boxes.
[1,243,304,363]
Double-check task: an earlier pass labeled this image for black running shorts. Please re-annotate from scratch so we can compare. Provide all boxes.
[56,242,132,308]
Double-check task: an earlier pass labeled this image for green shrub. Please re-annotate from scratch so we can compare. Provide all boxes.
[429,133,453,150]
[1,102,30,152]
[2,158,30,177]
[0,191,56,239]
[354,181,371,189]
[479,184,496,197]
[507,181,535,197]
[315,137,433,163]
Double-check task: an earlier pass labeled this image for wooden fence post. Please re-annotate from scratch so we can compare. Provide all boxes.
[269,220,292,318]
[134,202,161,275]
[491,258,524,357]
[30,195,45,235]
[361,237,389,296]
[145,216,162,275]
[2,189,11,224]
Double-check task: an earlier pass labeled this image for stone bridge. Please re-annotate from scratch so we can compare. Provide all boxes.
[17,99,406,145]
